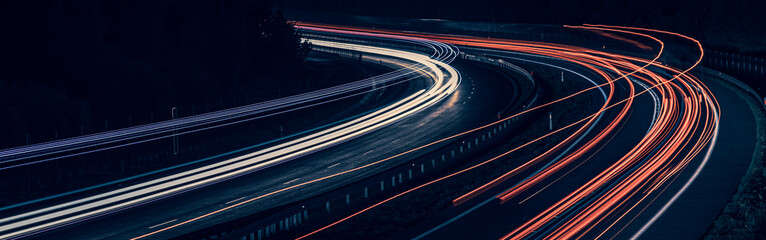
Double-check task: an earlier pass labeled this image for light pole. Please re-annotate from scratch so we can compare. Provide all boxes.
[172,107,179,155]
[549,112,553,130]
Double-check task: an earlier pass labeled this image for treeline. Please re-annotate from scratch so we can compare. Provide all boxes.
[279,0,766,54]
[0,0,309,147]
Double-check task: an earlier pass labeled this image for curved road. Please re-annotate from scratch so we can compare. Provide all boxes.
[290,23,759,240]
[8,30,521,239]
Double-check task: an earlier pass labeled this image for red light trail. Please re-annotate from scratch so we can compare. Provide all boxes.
[292,23,719,240]
[127,22,719,240]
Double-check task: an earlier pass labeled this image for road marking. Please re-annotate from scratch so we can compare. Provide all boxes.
[363,150,375,155]
[225,197,247,205]
[631,96,720,240]
[283,178,301,185]
[327,163,341,169]
[414,54,607,240]
[148,219,177,229]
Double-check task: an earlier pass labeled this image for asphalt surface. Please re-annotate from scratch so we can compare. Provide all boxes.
[399,59,758,240]
[630,70,757,240]
[31,60,516,239]
[0,36,461,239]
[398,50,642,240]
[15,21,760,240]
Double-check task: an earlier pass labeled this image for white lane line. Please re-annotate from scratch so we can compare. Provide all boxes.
[148,219,176,229]
[327,163,342,169]
[283,178,301,185]
[363,150,375,155]
[225,197,247,205]
[630,94,720,240]
[413,50,609,240]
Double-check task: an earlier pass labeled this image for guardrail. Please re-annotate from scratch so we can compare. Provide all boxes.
[701,67,766,112]
[461,52,535,86]
[703,50,766,100]
[222,34,763,240]
[0,37,437,172]
[302,32,435,57]
[176,48,541,240]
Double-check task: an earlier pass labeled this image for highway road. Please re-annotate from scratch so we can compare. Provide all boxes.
[406,66,753,240]
[0,27,526,239]
[2,21,759,240]
[289,23,760,240]
[37,59,516,240]
[0,32,454,170]
[632,69,756,240]
[0,31,460,238]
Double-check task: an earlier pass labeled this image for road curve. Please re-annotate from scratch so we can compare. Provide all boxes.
[0,32,462,239]
[0,24,529,240]
[287,23,758,240]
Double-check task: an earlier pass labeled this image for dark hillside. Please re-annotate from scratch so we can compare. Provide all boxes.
[0,0,309,147]
[279,0,766,54]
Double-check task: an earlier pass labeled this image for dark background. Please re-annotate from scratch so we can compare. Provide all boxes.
[1,0,763,148]
[276,0,766,53]
[0,0,308,147]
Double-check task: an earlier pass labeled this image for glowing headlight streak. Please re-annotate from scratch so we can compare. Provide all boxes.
[290,24,669,239]
[0,37,460,239]
[0,25,459,171]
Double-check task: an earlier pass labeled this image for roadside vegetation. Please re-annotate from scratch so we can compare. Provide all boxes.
[281,0,766,54]
[0,0,309,148]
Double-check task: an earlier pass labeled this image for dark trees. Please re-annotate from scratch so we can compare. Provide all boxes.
[0,0,308,147]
